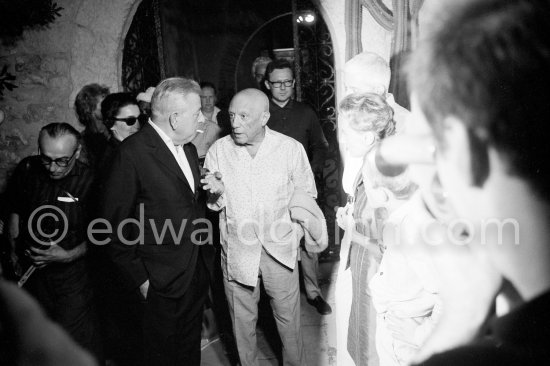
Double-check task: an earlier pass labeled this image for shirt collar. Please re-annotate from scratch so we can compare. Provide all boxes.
[231,126,274,149]
[270,98,293,110]
[386,93,397,106]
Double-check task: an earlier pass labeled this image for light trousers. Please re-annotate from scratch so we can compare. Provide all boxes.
[300,246,323,299]
[224,249,305,366]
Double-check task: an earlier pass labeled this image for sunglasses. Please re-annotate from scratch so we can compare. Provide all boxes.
[111,114,145,126]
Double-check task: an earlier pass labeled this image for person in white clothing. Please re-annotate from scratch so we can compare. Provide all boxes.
[203,88,316,366]
[360,150,442,366]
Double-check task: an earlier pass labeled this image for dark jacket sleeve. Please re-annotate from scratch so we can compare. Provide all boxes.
[99,147,148,290]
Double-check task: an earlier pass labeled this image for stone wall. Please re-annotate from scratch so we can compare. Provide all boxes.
[0,0,140,192]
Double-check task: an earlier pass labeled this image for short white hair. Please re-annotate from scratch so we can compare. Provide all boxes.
[344,52,391,95]
[251,56,273,78]
[150,77,200,119]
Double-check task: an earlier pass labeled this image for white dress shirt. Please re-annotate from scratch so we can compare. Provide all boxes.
[148,120,195,192]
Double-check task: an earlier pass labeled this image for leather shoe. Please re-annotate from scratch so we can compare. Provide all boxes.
[307,296,332,315]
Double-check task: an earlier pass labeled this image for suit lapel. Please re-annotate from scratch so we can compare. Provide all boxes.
[184,143,200,194]
[142,123,194,193]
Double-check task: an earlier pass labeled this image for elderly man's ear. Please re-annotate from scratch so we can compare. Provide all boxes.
[261,111,270,126]
[169,112,178,129]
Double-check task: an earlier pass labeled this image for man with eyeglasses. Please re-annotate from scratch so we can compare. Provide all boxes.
[5,122,103,363]
[264,58,332,315]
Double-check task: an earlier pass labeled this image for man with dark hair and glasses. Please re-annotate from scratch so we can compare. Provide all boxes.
[264,58,332,315]
[5,122,103,363]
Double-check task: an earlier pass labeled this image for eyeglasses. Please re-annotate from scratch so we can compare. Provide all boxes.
[268,79,294,88]
[39,149,78,168]
[111,115,142,126]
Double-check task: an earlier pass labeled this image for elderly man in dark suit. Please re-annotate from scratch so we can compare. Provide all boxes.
[100,77,209,366]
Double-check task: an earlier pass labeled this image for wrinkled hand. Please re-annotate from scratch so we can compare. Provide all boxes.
[335,203,354,230]
[26,243,74,268]
[201,171,224,196]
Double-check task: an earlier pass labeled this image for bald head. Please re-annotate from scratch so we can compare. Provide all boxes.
[229,89,270,146]
[235,88,270,111]
[344,52,390,95]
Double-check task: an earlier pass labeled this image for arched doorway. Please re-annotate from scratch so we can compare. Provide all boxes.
[120,0,341,256]
[121,0,164,93]
[233,2,340,257]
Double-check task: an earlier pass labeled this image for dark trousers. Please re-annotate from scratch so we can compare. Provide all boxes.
[141,259,209,366]
[91,246,142,366]
[26,259,104,363]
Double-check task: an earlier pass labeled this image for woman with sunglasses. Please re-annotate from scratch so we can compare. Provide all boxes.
[94,92,142,365]
[101,93,141,143]
[98,93,141,171]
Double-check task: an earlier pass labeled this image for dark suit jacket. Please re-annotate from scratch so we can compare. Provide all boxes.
[100,122,208,298]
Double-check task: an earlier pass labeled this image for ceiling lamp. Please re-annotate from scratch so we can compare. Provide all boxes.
[296,11,316,24]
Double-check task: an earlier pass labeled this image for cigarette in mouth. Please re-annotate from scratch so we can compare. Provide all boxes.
[196,129,204,133]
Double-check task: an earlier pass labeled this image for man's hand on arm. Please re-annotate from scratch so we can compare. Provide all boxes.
[27,241,87,268]
[201,171,225,200]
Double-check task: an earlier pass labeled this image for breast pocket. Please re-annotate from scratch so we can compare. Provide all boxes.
[29,198,83,248]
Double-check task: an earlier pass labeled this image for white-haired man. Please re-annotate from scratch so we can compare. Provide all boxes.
[101,77,210,365]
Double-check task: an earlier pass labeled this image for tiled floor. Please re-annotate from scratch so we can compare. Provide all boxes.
[201,261,339,366]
